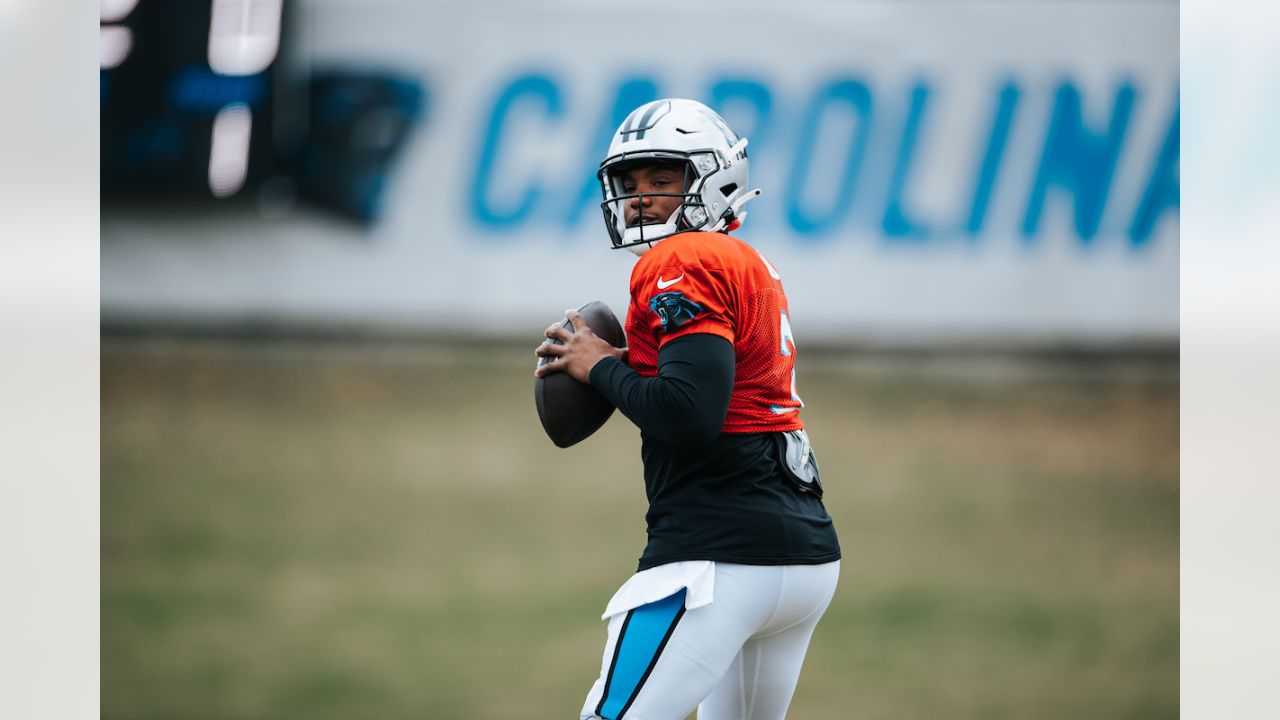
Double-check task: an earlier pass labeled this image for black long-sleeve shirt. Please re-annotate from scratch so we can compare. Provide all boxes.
[589,333,841,571]
[589,334,734,449]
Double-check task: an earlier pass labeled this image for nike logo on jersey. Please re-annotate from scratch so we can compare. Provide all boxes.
[656,273,684,289]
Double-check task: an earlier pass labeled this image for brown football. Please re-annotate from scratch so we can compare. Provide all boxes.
[534,301,627,448]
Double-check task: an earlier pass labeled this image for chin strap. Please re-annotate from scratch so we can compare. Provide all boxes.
[626,241,655,257]
[622,220,680,256]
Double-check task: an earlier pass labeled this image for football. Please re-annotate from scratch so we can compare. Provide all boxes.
[534,300,627,448]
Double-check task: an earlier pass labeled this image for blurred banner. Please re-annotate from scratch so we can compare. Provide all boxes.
[101,0,1178,346]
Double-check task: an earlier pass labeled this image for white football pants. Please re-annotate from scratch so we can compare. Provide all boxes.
[580,560,840,720]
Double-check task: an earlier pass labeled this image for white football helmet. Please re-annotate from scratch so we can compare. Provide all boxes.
[598,98,761,256]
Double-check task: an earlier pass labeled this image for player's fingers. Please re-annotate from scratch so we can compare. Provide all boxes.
[533,357,564,378]
[545,324,572,342]
[535,341,565,358]
[565,308,589,334]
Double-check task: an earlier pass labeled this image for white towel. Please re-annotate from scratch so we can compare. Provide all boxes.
[601,561,716,620]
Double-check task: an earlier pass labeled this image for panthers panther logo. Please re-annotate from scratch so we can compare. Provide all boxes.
[648,291,703,332]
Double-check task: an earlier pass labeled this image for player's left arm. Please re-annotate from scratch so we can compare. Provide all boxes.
[588,333,733,450]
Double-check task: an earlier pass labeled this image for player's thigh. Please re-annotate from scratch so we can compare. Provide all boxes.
[698,562,840,720]
[581,581,776,720]
[696,614,822,720]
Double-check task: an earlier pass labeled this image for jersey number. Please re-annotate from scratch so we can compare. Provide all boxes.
[772,310,804,414]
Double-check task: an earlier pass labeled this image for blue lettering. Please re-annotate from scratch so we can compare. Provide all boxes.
[563,78,659,227]
[1022,81,1136,244]
[708,79,774,156]
[966,82,1020,237]
[785,79,874,236]
[1129,102,1178,247]
[470,74,563,228]
[882,81,933,241]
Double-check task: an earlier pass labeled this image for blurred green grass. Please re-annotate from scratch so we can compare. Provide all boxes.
[102,340,1177,719]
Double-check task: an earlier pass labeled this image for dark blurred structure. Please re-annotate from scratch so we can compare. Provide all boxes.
[100,0,423,224]
[100,1,285,199]
[292,71,425,222]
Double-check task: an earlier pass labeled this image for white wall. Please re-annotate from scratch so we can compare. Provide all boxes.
[102,0,1179,345]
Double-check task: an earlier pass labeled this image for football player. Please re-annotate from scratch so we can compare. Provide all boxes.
[535,98,841,720]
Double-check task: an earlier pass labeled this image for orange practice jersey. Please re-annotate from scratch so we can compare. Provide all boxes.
[625,231,805,433]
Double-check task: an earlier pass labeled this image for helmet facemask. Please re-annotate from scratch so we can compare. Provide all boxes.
[598,150,728,255]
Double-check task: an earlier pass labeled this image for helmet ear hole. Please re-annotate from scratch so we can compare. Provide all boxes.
[719,183,738,197]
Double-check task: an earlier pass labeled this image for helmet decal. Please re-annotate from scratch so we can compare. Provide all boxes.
[618,101,670,141]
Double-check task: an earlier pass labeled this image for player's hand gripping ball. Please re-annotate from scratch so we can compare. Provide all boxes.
[534,301,627,448]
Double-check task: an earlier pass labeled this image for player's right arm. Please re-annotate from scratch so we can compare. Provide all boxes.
[534,309,627,383]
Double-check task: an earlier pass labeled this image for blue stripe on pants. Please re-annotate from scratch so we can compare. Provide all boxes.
[597,588,687,719]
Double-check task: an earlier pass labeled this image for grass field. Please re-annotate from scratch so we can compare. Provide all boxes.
[102,339,1178,719]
